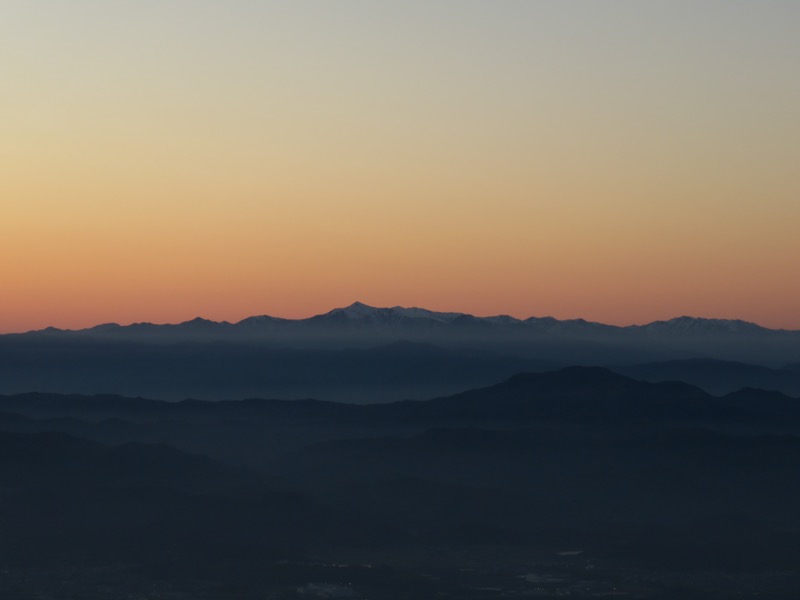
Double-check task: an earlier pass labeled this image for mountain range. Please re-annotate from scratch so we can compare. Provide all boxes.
[19,301,798,340]
[2,302,799,401]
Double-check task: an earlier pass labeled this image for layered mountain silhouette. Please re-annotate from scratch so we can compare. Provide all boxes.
[3,366,800,596]
[2,367,800,591]
[0,429,342,575]
[18,301,796,341]
[617,358,800,396]
[3,303,800,401]
[1,368,798,466]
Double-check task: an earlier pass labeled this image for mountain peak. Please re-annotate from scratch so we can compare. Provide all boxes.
[322,302,382,319]
[178,317,219,326]
[414,365,715,422]
[317,302,465,325]
[172,317,232,330]
[348,301,374,309]
[343,301,380,314]
[639,316,766,335]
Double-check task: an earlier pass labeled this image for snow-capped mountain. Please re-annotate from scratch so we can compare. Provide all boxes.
[634,316,770,336]
[19,301,792,341]
[309,302,465,326]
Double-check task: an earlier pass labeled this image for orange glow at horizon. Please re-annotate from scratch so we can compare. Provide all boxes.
[2,2,799,333]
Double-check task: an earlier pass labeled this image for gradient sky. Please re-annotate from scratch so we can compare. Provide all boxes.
[2,1,799,332]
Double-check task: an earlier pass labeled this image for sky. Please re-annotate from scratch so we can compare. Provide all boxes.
[2,1,799,332]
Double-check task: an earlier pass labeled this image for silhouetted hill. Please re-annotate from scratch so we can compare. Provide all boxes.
[0,430,338,565]
[3,368,800,595]
[1,368,799,475]
[723,387,800,418]
[279,425,800,514]
[618,358,800,396]
[0,429,247,492]
[3,366,800,429]
[388,367,717,421]
[378,367,800,425]
[271,425,800,571]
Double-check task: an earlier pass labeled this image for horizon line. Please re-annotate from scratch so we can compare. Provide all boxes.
[4,301,791,335]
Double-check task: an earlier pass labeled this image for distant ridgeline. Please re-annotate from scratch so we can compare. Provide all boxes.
[1,302,799,401]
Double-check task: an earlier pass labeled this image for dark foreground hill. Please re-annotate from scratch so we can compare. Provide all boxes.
[2,368,800,598]
[617,358,800,396]
[0,430,345,569]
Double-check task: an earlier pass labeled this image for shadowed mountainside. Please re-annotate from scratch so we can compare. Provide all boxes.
[2,367,800,597]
